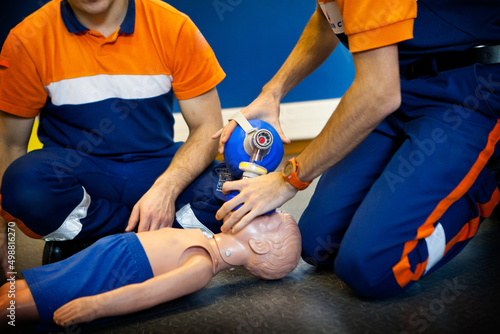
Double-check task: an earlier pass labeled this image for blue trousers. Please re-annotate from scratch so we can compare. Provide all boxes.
[299,64,500,298]
[1,147,227,239]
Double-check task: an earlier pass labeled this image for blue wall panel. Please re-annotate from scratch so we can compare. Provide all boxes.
[168,0,354,108]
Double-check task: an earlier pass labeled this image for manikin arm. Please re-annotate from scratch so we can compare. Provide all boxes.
[53,252,214,326]
[214,4,338,151]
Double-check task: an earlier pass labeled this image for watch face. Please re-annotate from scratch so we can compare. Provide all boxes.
[283,161,294,177]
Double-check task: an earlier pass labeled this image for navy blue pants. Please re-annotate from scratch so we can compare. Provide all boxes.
[1,147,228,239]
[299,64,500,298]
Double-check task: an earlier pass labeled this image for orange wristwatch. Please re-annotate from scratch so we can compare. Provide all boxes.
[281,157,311,190]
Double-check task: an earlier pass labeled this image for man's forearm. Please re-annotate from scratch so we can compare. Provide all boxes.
[0,142,26,220]
[296,45,402,182]
[0,112,32,276]
[0,142,27,274]
[153,87,223,198]
[0,143,26,186]
[126,88,222,231]
[154,126,219,198]
[0,112,34,191]
[262,4,339,101]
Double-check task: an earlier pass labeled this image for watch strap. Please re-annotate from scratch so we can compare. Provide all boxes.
[282,157,311,190]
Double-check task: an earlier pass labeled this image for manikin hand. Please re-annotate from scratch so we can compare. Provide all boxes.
[126,182,176,232]
[53,295,100,326]
[216,171,298,233]
[212,92,290,155]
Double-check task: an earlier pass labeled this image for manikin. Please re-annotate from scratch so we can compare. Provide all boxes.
[0,211,301,327]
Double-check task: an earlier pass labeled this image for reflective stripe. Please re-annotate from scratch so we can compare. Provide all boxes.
[392,119,500,287]
[44,187,90,241]
[175,203,214,239]
[44,74,173,106]
[444,188,500,255]
[424,222,445,275]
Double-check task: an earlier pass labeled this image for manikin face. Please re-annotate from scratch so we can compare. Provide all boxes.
[231,212,282,244]
[67,0,120,16]
[216,212,283,266]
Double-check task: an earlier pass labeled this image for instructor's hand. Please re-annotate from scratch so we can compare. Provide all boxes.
[216,172,297,233]
[126,183,176,232]
[212,93,289,155]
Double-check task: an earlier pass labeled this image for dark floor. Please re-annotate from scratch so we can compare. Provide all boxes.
[5,181,500,334]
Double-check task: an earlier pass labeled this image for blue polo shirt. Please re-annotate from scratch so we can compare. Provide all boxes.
[399,0,500,66]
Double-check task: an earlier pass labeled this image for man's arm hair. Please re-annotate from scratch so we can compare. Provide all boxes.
[0,111,34,186]
[126,87,223,232]
[157,86,223,196]
[297,44,401,182]
[261,3,340,102]
[0,111,34,277]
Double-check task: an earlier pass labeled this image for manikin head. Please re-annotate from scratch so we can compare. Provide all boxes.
[215,211,301,280]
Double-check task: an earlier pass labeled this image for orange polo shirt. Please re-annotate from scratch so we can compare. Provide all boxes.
[318,0,417,52]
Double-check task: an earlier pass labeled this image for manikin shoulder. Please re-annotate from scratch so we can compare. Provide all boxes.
[138,229,217,277]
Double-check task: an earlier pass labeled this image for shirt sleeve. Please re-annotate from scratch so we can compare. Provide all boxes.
[0,33,47,117]
[339,0,417,53]
[171,17,225,100]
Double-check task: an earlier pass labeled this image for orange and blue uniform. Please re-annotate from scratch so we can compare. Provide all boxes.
[300,0,500,297]
[0,0,226,239]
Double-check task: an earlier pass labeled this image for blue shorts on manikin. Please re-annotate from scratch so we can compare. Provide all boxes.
[22,232,153,324]
[0,145,228,240]
[299,63,500,298]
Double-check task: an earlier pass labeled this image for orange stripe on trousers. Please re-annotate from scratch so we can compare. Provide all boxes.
[393,120,500,287]
[444,188,500,255]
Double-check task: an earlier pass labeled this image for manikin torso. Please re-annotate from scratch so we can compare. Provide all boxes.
[136,228,222,276]
[135,212,286,277]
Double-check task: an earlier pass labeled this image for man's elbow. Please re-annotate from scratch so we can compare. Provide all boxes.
[384,89,402,115]
[372,83,401,118]
[0,139,27,161]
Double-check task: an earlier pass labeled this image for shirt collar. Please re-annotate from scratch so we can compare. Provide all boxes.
[61,0,136,34]
[120,0,136,34]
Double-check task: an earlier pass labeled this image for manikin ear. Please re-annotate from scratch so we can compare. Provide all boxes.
[248,239,271,255]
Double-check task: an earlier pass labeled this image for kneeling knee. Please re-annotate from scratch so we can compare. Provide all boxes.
[335,250,402,299]
[301,234,339,267]
[2,160,44,205]
[2,159,63,229]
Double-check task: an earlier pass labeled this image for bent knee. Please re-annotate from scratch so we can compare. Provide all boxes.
[300,228,341,266]
[2,158,47,204]
[301,239,338,267]
[335,249,405,299]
